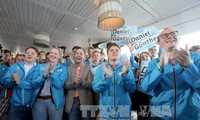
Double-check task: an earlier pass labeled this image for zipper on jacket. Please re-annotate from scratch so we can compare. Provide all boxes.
[17,63,25,105]
[113,69,116,119]
[172,65,176,120]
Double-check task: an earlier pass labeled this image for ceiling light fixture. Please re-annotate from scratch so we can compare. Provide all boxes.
[33,31,50,48]
[97,0,125,31]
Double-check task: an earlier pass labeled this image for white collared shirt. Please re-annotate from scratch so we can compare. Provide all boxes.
[24,62,36,76]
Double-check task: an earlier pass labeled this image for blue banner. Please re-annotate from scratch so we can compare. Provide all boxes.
[111,26,159,54]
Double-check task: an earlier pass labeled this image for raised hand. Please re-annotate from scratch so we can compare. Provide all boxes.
[12,73,20,85]
[50,61,56,72]
[121,61,130,76]
[45,63,51,75]
[74,75,81,84]
[159,50,168,66]
[101,62,113,78]
[175,44,192,68]
[127,43,134,53]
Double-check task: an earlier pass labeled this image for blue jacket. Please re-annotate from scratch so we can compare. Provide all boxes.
[0,64,8,93]
[1,61,39,107]
[141,52,200,120]
[64,60,73,67]
[31,63,67,109]
[64,58,89,67]
[92,63,136,118]
[130,54,139,69]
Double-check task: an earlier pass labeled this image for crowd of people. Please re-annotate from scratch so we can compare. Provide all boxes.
[0,27,200,120]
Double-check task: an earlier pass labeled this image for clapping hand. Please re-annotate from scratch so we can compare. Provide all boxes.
[121,61,130,76]
[11,72,20,85]
[101,62,113,78]
[175,44,192,68]
[74,74,82,84]
[45,61,56,76]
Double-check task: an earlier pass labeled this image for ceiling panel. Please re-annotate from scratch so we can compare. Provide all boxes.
[146,0,200,18]
[36,0,74,12]
[73,21,110,42]
[122,0,157,27]
[55,13,86,33]
[50,31,89,52]
[0,0,200,53]
[67,0,97,20]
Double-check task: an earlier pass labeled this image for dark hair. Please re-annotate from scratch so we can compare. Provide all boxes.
[15,54,25,62]
[88,47,94,50]
[72,46,80,51]
[25,46,39,55]
[15,54,25,57]
[65,55,70,58]
[45,52,50,58]
[0,44,2,49]
[138,51,152,66]
[107,43,121,54]
[39,51,45,55]
[74,47,86,55]
[3,49,11,54]
[92,51,100,55]
[190,45,200,52]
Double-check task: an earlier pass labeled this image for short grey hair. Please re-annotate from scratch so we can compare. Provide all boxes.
[189,45,200,52]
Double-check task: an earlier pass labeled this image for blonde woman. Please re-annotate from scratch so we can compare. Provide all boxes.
[32,47,67,120]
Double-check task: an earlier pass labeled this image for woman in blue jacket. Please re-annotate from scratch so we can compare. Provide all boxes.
[31,47,67,120]
[1,46,39,120]
[141,28,200,120]
[92,43,136,119]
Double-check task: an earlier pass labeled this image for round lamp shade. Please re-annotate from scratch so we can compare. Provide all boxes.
[33,32,50,48]
[98,0,125,31]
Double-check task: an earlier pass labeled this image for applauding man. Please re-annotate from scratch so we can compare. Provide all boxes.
[141,28,200,119]
[92,43,136,119]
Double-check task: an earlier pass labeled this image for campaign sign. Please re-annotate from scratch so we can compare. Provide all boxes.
[130,26,159,54]
[111,26,137,43]
[139,61,149,85]
[111,26,159,54]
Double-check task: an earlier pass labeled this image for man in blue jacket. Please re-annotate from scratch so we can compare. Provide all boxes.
[1,46,40,120]
[92,43,136,119]
[141,28,200,120]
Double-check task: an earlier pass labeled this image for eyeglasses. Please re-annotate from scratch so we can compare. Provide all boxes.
[159,31,178,39]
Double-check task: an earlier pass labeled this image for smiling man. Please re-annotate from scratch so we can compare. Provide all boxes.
[2,46,40,120]
[65,47,94,120]
[141,28,200,120]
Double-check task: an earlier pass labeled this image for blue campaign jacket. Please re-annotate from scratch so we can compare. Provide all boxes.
[1,61,39,107]
[130,54,139,69]
[31,63,67,109]
[92,62,136,105]
[141,52,200,120]
[0,64,8,93]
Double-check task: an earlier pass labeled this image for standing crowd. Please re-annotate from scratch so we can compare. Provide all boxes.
[0,27,200,120]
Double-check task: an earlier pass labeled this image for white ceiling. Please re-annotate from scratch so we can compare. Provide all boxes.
[0,0,200,53]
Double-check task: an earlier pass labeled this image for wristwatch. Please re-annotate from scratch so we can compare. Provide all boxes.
[157,63,164,72]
